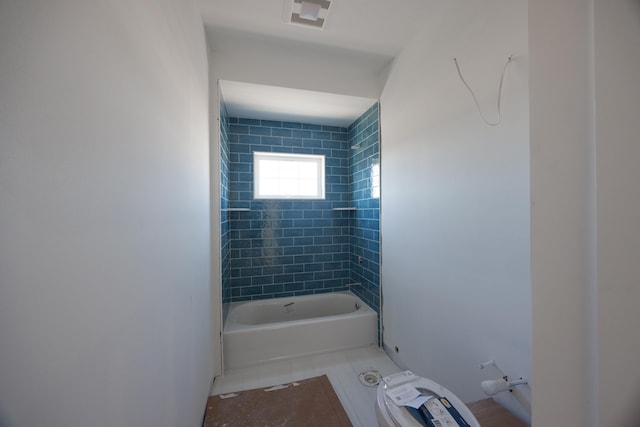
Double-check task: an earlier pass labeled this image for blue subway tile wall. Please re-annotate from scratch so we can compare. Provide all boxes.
[220,103,381,319]
[348,103,381,313]
[227,118,354,302]
[220,98,231,305]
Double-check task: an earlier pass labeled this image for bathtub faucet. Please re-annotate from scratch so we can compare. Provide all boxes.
[283,302,295,314]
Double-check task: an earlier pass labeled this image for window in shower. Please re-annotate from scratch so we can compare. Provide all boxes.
[370,161,380,199]
[253,151,325,199]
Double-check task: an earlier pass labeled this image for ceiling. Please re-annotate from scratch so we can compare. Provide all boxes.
[200,0,432,126]
[200,0,432,57]
[219,80,378,128]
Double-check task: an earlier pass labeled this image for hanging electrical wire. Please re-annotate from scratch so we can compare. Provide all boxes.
[453,55,513,126]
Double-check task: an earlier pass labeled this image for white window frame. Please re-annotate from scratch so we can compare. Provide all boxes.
[253,151,325,200]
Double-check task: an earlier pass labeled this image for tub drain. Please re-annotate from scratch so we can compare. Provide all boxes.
[358,370,382,387]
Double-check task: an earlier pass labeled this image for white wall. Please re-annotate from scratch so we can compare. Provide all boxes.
[0,1,212,426]
[209,80,224,378]
[529,1,597,425]
[380,0,531,423]
[531,0,640,425]
[206,28,386,100]
[593,1,640,424]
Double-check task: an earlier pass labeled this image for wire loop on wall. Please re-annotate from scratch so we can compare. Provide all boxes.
[453,55,513,126]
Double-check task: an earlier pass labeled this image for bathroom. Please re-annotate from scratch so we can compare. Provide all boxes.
[209,0,532,423]
[213,69,530,424]
[2,0,640,426]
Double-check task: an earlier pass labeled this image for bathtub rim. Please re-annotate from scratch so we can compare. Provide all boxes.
[222,290,378,370]
[223,291,374,332]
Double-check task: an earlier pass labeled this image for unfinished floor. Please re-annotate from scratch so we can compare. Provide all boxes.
[211,346,528,426]
[212,346,396,427]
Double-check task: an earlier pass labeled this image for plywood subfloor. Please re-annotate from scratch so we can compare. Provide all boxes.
[208,347,530,427]
[204,374,352,427]
[467,398,528,427]
[211,346,401,426]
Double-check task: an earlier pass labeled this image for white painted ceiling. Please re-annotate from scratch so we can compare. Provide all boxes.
[200,0,431,126]
[219,80,377,128]
[200,0,431,57]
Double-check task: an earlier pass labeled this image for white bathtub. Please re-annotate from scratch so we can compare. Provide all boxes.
[223,291,377,370]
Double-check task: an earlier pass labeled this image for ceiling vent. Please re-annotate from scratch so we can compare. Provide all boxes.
[283,0,332,29]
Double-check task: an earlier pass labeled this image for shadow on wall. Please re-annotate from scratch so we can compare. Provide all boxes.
[0,409,10,427]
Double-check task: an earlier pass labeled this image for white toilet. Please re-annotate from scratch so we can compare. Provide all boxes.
[375,371,480,427]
